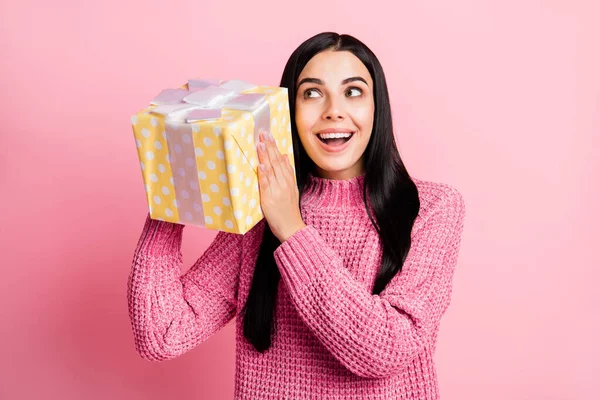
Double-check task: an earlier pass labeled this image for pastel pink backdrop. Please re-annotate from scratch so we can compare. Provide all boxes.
[1,1,598,399]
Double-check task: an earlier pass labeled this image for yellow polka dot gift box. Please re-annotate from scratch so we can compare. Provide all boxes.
[131,78,295,234]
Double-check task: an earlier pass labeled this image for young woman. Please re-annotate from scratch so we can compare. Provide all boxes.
[128,32,466,399]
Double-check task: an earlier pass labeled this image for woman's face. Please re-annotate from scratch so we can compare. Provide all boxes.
[295,49,375,180]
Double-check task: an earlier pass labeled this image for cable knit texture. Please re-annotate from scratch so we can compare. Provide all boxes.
[127,172,466,399]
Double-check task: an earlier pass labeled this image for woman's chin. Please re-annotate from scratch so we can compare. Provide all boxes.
[313,160,360,179]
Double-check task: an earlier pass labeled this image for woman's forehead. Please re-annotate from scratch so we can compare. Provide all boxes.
[298,50,372,86]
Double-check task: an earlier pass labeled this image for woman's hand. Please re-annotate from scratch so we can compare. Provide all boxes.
[256,130,306,243]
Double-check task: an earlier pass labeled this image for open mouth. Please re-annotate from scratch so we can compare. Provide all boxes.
[316,132,355,147]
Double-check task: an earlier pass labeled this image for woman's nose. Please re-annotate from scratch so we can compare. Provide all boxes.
[322,98,345,120]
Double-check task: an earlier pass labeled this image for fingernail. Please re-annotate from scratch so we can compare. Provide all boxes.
[259,164,265,172]
[259,142,266,152]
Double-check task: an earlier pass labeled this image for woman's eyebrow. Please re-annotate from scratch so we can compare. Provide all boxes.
[297,77,323,88]
[297,76,369,89]
[341,76,368,86]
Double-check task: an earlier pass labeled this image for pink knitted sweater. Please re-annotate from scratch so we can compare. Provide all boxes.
[127,173,466,399]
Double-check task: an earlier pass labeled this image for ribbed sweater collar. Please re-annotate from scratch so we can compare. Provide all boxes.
[301,172,366,210]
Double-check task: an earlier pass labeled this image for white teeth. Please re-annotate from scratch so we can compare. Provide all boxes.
[318,132,353,139]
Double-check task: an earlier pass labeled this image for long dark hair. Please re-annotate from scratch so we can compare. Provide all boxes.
[242,32,420,353]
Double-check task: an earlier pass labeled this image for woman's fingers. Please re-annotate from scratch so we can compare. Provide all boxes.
[263,134,280,168]
[257,130,296,195]
[257,131,274,196]
[263,132,288,189]
[282,154,294,185]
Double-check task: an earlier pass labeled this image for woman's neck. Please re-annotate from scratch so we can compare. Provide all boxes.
[300,172,366,210]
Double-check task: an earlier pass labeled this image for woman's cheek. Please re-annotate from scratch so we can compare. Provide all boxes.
[352,105,375,127]
[295,106,317,133]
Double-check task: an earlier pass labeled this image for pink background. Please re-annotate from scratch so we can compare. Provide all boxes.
[1,1,598,399]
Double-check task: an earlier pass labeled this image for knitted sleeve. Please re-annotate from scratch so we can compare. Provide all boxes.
[273,187,466,379]
[127,213,243,361]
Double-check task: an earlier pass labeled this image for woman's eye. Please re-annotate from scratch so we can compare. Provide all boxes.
[346,87,362,97]
[304,88,321,98]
